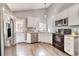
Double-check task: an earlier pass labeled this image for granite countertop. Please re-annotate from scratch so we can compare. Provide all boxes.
[25,28,53,34]
[26,31,53,34]
[65,34,79,37]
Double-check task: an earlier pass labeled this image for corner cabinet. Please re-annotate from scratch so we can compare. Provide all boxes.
[64,35,79,56]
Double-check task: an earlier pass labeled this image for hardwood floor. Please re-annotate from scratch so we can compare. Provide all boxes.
[5,43,68,56]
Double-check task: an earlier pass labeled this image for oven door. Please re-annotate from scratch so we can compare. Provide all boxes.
[53,34,64,51]
[55,35,64,43]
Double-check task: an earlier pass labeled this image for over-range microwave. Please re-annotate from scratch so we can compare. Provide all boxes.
[55,17,68,27]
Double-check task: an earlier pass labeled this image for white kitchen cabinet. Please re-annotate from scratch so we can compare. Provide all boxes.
[64,35,79,56]
[68,4,79,26]
[27,33,31,43]
[27,16,40,27]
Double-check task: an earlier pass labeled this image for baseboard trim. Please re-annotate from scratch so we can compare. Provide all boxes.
[14,42,52,46]
[38,41,52,45]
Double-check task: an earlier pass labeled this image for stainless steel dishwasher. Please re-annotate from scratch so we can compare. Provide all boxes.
[31,33,38,43]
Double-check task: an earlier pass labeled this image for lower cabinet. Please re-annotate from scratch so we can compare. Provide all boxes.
[64,35,79,56]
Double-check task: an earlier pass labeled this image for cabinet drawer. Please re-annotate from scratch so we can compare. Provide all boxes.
[65,39,74,45]
[65,37,74,41]
[65,45,74,55]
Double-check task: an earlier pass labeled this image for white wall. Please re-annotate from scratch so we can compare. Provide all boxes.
[0,3,4,56]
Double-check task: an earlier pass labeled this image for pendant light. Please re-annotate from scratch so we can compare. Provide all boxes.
[44,3,47,18]
[44,3,48,32]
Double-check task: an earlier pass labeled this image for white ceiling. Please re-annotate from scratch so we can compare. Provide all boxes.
[7,3,52,12]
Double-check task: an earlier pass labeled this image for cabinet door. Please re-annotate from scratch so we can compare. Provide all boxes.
[64,36,74,55]
[27,17,40,27]
[27,17,34,27]
[68,14,79,25]
[68,5,79,25]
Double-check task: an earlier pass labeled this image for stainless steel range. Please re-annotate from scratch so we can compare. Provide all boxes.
[53,29,71,51]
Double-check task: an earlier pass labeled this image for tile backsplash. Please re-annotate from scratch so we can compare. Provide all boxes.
[71,25,79,34]
[55,25,79,34]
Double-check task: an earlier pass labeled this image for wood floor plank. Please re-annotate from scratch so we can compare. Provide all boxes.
[5,43,68,56]
[40,43,68,56]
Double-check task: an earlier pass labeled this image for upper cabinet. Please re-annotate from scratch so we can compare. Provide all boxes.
[27,17,34,27]
[27,16,40,28]
[55,4,79,26]
[68,4,79,26]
